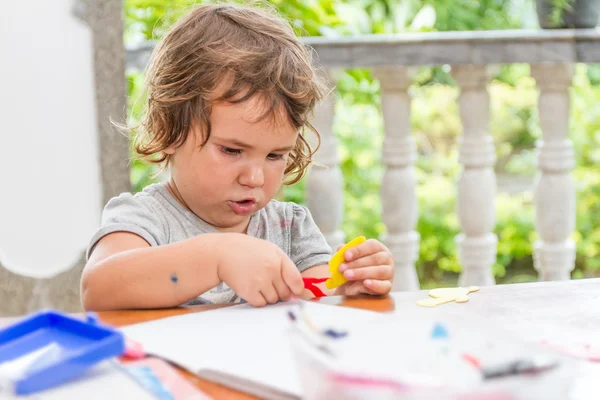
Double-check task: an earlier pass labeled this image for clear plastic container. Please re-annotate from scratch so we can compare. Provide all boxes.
[286,315,594,400]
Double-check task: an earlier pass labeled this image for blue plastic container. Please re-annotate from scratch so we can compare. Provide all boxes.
[0,309,125,395]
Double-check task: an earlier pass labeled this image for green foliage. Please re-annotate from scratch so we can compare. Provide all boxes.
[125,0,196,41]
[548,0,575,27]
[335,96,386,241]
[571,64,600,167]
[326,0,521,34]
[124,0,600,287]
[570,65,600,277]
[265,0,341,36]
[126,71,158,192]
[125,0,341,41]
[422,0,521,31]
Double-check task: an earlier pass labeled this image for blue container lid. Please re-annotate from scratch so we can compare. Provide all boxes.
[0,309,125,395]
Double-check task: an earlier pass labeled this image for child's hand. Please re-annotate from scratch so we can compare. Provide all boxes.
[217,233,304,307]
[335,239,394,296]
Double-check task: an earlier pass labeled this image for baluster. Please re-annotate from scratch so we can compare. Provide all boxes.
[452,65,497,287]
[530,64,575,281]
[374,68,420,291]
[306,69,345,249]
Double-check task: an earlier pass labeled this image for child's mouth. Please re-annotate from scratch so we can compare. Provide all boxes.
[228,199,257,215]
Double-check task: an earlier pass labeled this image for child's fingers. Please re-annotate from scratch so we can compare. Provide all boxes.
[343,265,393,281]
[246,292,267,307]
[273,277,292,301]
[343,239,386,262]
[281,256,304,296]
[338,251,391,272]
[336,244,344,251]
[260,285,279,304]
[363,279,392,295]
[341,280,365,296]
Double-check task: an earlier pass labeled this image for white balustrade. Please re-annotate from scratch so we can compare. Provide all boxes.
[306,69,345,250]
[374,68,420,291]
[452,65,498,287]
[530,64,576,281]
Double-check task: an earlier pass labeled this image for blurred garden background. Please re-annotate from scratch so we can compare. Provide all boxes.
[125,0,600,288]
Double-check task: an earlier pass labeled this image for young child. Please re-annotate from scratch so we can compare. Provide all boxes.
[81,3,394,311]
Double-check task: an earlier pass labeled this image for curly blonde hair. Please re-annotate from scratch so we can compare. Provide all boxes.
[132,3,326,185]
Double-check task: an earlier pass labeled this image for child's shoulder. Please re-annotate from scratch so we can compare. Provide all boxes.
[261,200,316,224]
[264,199,307,214]
[103,183,169,216]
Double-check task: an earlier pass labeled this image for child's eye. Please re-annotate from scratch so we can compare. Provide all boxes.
[219,146,242,156]
[267,153,285,161]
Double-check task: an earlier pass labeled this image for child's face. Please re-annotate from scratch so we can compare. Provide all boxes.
[168,96,298,232]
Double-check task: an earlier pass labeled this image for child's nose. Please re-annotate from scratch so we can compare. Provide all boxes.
[239,164,264,188]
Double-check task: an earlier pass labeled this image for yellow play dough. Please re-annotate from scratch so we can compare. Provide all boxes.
[325,236,366,289]
[416,297,455,307]
[416,286,480,307]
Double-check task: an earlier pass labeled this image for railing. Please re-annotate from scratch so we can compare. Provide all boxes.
[127,29,600,291]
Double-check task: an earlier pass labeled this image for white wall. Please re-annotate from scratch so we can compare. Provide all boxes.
[0,0,102,278]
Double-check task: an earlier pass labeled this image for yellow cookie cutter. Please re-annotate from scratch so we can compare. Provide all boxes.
[325,236,367,290]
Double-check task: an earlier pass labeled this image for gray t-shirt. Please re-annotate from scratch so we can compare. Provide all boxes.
[86,182,332,305]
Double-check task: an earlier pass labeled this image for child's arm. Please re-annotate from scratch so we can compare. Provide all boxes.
[81,231,304,311]
[81,232,221,310]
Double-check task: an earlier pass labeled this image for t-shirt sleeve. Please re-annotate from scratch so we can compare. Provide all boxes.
[289,203,332,272]
[86,192,167,260]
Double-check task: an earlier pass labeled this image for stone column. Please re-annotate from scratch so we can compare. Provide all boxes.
[452,65,497,287]
[306,69,345,249]
[530,64,576,281]
[374,68,420,291]
[80,0,131,203]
